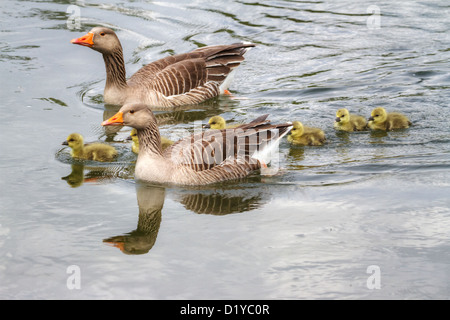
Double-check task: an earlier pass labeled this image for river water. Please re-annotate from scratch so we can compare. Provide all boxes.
[0,0,449,299]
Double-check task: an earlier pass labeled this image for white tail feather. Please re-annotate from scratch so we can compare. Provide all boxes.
[252,123,292,175]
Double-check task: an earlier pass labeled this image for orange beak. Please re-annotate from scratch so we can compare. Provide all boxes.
[104,241,125,252]
[71,32,94,47]
[102,111,124,126]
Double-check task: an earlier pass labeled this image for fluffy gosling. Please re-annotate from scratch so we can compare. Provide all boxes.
[334,108,367,132]
[62,133,117,162]
[204,116,238,130]
[287,121,326,146]
[368,107,411,131]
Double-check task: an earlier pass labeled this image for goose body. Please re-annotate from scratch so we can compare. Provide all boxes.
[128,128,173,154]
[287,121,326,146]
[62,133,117,162]
[71,27,254,108]
[102,104,292,185]
[334,108,367,132]
[368,107,411,131]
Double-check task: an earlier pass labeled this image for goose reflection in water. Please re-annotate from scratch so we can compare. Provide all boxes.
[173,188,265,215]
[104,181,267,255]
[104,183,165,255]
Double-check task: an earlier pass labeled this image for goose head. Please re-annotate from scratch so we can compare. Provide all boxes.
[62,133,84,151]
[289,121,305,138]
[204,116,227,129]
[368,107,387,123]
[335,108,350,124]
[71,27,122,54]
[102,103,156,130]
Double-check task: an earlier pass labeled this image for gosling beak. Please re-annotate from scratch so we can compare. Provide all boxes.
[368,116,374,121]
[102,112,124,126]
[335,117,341,122]
[62,140,68,146]
[71,32,94,47]
[126,135,132,141]
[203,123,211,129]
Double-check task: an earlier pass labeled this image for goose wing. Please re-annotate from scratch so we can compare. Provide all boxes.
[128,43,255,99]
[164,118,291,173]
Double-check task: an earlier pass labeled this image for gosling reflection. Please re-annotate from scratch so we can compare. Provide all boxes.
[286,147,306,170]
[61,163,132,187]
[103,183,165,255]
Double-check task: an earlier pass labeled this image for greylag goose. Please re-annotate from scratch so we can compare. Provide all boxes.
[368,107,411,131]
[203,114,269,130]
[334,108,367,132]
[102,104,292,185]
[71,27,255,108]
[287,121,326,146]
[127,128,174,154]
[62,133,118,162]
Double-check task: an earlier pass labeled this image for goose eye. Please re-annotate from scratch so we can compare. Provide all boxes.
[100,32,106,36]
[129,110,135,114]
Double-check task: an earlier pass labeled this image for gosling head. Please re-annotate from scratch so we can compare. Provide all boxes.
[62,133,84,151]
[71,27,122,54]
[289,121,305,138]
[368,107,387,123]
[204,116,227,130]
[129,128,139,143]
[335,108,350,124]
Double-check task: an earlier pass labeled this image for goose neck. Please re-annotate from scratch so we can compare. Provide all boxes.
[102,48,128,91]
[137,127,164,158]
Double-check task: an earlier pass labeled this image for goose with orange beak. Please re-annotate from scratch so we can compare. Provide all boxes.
[102,103,292,185]
[71,27,255,107]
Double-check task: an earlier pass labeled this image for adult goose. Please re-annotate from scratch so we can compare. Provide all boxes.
[102,104,292,185]
[71,27,255,108]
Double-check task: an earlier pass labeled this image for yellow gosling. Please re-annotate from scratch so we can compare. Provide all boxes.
[287,121,326,146]
[334,108,367,132]
[204,116,239,130]
[62,133,117,162]
[128,128,174,154]
[368,107,411,131]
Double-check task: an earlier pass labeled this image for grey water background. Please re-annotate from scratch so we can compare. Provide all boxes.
[0,0,449,299]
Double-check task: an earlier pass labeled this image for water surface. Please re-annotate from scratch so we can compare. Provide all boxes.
[0,0,449,299]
